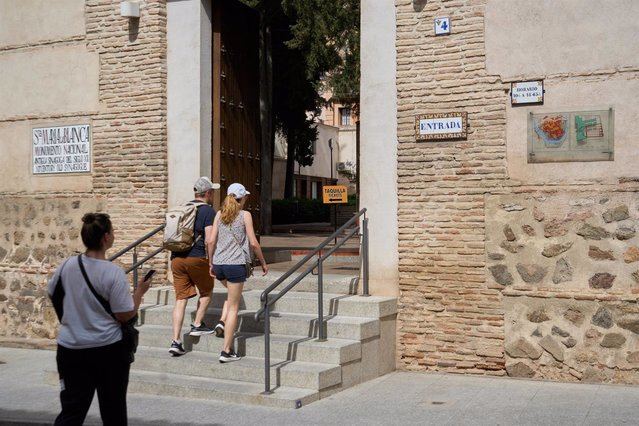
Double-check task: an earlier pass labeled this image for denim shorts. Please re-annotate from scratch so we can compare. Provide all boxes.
[212,264,247,283]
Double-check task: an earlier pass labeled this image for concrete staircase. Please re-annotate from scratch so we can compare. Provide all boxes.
[128,270,397,408]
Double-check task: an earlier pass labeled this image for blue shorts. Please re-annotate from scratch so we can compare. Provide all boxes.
[212,264,247,283]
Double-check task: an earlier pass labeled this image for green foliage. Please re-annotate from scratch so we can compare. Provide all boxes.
[272,198,330,224]
[282,0,360,105]
[240,0,360,192]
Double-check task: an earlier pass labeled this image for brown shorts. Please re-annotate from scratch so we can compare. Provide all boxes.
[171,257,214,300]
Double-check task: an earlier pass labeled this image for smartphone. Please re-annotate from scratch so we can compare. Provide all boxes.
[144,269,157,281]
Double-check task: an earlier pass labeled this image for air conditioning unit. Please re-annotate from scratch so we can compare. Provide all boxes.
[336,162,347,171]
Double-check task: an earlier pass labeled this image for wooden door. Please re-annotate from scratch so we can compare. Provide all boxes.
[212,0,261,232]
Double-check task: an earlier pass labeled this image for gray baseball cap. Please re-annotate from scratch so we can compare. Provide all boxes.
[193,177,220,193]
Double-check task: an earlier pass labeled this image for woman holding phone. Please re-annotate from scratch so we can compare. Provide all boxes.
[208,183,268,363]
[48,213,152,425]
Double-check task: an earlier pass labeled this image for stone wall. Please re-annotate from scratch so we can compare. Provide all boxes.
[488,194,639,382]
[0,1,168,339]
[395,0,639,383]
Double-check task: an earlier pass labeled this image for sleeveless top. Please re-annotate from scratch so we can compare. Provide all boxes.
[213,211,251,265]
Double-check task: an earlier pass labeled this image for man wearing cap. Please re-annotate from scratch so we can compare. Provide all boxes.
[168,177,219,356]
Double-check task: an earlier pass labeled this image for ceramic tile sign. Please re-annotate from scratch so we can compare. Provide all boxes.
[415,112,468,141]
[434,17,451,35]
[511,80,544,106]
[32,124,91,174]
[527,108,614,163]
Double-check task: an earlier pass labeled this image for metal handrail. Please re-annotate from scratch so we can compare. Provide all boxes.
[257,208,369,394]
[108,224,165,284]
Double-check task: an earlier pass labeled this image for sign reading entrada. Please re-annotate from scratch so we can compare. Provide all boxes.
[32,124,91,174]
[415,112,468,141]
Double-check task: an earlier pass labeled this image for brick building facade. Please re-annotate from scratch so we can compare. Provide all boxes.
[384,0,639,382]
[0,1,167,340]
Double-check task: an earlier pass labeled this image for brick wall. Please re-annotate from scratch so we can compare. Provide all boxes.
[0,1,167,339]
[395,0,639,382]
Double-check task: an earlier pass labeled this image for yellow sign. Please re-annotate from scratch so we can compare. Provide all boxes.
[322,185,348,204]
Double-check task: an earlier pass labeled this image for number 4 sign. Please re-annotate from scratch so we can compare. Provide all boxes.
[434,17,451,35]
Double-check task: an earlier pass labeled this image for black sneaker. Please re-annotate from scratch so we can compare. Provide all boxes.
[219,349,241,363]
[169,340,186,356]
[190,322,215,336]
[214,321,225,338]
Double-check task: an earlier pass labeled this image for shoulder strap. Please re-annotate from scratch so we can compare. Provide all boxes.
[77,255,116,320]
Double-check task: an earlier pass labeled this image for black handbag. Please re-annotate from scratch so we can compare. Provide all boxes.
[77,255,139,363]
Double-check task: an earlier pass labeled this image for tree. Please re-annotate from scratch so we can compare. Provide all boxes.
[241,0,360,200]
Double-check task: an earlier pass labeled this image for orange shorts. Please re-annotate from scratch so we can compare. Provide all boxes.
[171,257,214,300]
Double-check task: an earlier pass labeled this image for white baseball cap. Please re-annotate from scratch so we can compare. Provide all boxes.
[227,183,250,199]
[193,177,220,193]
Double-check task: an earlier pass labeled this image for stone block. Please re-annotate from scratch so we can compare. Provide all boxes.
[602,205,630,223]
[527,309,550,323]
[539,336,564,362]
[544,219,568,238]
[516,263,547,284]
[577,223,610,240]
[564,308,584,326]
[591,307,614,329]
[600,333,626,348]
[505,337,543,359]
[589,273,615,289]
[588,246,615,261]
[552,258,573,284]
[488,264,513,286]
[623,246,639,264]
[542,241,573,258]
[506,362,535,378]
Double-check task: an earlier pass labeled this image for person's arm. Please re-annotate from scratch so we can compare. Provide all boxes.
[207,212,220,277]
[112,271,153,323]
[244,211,268,276]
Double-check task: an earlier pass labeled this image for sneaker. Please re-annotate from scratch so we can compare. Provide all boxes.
[219,349,241,363]
[214,321,225,338]
[169,340,186,356]
[190,322,215,336]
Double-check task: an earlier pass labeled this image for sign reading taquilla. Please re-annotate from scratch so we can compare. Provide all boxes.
[32,124,91,174]
[415,112,467,141]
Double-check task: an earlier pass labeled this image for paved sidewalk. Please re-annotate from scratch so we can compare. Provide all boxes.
[1,347,638,425]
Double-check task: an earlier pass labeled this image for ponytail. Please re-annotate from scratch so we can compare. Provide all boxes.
[220,195,241,225]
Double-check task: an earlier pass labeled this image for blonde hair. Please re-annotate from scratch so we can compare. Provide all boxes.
[220,194,241,225]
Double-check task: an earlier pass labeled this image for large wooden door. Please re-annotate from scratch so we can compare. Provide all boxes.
[212,0,261,232]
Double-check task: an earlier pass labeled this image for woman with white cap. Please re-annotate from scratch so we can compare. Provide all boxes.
[208,183,268,363]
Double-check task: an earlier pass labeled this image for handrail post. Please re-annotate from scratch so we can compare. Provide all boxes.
[317,259,326,342]
[262,303,272,395]
[362,217,370,297]
[132,247,138,290]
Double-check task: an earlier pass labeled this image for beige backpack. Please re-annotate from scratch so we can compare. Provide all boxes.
[163,201,207,252]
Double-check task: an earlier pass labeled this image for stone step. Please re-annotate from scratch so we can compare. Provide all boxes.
[45,370,317,409]
[132,346,342,391]
[143,288,396,319]
[139,306,380,341]
[144,271,359,303]
[137,324,362,365]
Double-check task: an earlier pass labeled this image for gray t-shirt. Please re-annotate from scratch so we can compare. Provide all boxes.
[47,255,134,349]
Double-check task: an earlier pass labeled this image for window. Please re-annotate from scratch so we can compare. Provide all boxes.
[311,181,318,199]
[339,108,351,126]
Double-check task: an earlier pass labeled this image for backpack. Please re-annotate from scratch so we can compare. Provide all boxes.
[163,201,207,252]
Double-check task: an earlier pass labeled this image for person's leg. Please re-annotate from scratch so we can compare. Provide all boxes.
[222,281,244,354]
[170,258,196,343]
[172,298,188,341]
[190,258,214,327]
[220,299,229,323]
[95,342,131,426]
[55,346,96,426]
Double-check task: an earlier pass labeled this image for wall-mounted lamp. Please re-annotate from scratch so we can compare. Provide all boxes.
[120,1,140,18]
